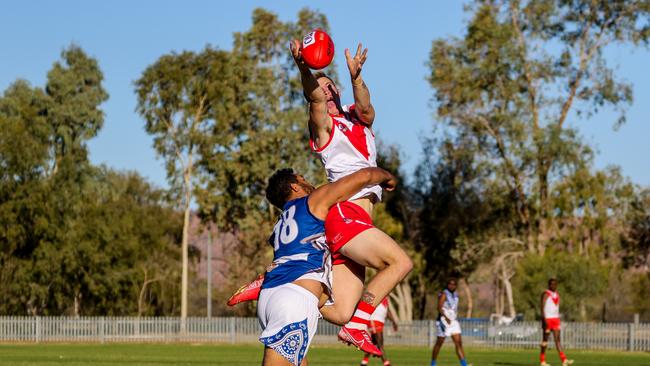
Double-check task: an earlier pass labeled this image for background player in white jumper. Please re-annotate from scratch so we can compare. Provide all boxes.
[259,167,397,366]
[360,296,399,366]
[430,279,469,366]
[540,278,573,366]
[290,37,413,355]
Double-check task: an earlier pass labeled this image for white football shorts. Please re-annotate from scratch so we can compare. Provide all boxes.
[257,283,321,366]
[436,318,462,337]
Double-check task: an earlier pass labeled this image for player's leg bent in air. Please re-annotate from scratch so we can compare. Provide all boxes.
[291,38,412,354]
[259,167,397,365]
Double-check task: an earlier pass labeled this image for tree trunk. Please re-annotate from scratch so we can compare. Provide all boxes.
[417,273,427,320]
[389,281,413,323]
[460,278,473,318]
[73,291,81,317]
[502,266,516,319]
[139,276,160,317]
[181,152,193,329]
[580,301,587,321]
[139,268,153,317]
[495,276,503,317]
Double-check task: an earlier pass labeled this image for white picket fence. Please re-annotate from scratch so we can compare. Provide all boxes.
[1,317,649,351]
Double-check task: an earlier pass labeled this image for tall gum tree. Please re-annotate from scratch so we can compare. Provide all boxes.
[135,49,228,322]
[426,0,648,317]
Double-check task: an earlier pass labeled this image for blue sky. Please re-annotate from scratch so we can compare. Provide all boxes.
[1,1,648,187]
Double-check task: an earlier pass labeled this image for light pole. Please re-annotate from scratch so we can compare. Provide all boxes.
[207,228,212,318]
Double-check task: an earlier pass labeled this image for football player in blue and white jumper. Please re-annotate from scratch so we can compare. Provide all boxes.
[259,167,397,366]
[430,278,470,366]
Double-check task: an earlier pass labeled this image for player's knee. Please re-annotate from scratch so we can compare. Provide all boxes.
[322,307,353,325]
[334,307,355,325]
[397,254,413,278]
[339,308,355,324]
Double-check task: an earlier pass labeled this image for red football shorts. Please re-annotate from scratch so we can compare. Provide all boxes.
[545,318,561,331]
[325,201,375,265]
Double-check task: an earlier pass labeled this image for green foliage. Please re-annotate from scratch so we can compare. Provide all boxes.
[421,0,649,318]
[46,45,109,167]
[0,46,181,316]
[513,250,609,321]
[622,188,650,269]
[426,0,649,253]
[630,272,650,318]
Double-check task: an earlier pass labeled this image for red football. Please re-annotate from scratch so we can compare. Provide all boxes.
[300,29,334,70]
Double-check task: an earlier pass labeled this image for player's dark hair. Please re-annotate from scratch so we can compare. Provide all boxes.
[266,168,299,209]
[313,71,333,83]
[548,278,557,284]
[303,72,335,102]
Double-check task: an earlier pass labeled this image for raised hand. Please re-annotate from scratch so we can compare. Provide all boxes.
[380,172,398,192]
[290,40,308,70]
[345,43,368,81]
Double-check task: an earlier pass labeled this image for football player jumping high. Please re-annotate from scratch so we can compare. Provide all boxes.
[289,39,413,354]
[230,39,412,357]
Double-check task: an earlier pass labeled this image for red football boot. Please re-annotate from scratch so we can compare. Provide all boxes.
[227,273,264,306]
[337,326,382,357]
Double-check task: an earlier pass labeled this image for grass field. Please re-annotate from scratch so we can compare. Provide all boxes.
[0,344,648,366]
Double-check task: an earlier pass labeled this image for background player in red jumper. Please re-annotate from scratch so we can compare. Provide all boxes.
[540,278,573,366]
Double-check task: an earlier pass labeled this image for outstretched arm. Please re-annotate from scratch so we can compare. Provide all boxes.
[308,167,396,219]
[346,43,375,126]
[290,40,331,144]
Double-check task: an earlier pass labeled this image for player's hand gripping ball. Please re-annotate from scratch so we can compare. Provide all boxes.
[300,29,334,70]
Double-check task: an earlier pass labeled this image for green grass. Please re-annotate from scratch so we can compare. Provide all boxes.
[0,344,648,366]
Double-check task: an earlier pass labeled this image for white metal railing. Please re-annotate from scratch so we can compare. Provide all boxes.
[0,317,648,351]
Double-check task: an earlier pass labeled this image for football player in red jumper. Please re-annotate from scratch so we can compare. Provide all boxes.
[540,278,573,366]
[290,39,412,356]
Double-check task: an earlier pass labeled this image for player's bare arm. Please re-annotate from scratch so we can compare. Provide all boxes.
[345,43,375,126]
[290,40,332,146]
[438,292,450,323]
[308,167,397,219]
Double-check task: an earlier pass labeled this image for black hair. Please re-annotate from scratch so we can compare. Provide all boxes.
[313,71,333,83]
[266,168,299,209]
[303,72,335,102]
[548,278,557,285]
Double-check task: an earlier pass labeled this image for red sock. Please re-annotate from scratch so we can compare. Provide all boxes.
[540,352,546,362]
[346,301,376,330]
[559,351,567,362]
[361,356,369,365]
